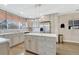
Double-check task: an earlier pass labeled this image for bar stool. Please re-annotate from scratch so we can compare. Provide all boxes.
[0,38,9,55]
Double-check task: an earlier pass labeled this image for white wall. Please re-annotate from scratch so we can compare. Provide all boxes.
[58,13,79,43]
[40,13,79,43]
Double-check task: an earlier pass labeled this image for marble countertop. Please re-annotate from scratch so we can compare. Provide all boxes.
[25,33,57,37]
[0,30,29,35]
[0,38,9,43]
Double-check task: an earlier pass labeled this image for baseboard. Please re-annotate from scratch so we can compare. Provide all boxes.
[63,40,79,46]
[56,39,79,45]
[64,40,79,44]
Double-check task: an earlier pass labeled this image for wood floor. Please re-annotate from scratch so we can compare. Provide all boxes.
[10,43,34,55]
[10,42,79,55]
[57,42,79,55]
[10,43,25,55]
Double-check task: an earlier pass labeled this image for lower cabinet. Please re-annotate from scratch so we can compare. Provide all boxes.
[0,33,24,47]
[25,36,38,53]
[24,35,56,55]
[10,33,24,47]
[37,37,56,55]
[12,34,19,46]
[18,33,24,43]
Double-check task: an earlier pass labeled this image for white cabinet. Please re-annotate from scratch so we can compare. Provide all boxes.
[18,33,24,43]
[0,32,25,47]
[37,36,56,54]
[0,38,9,55]
[10,33,24,47]
[30,36,38,53]
[12,34,19,46]
[24,33,56,55]
[25,36,31,50]
[24,36,38,53]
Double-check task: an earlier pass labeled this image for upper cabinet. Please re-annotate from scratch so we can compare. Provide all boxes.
[39,15,50,22]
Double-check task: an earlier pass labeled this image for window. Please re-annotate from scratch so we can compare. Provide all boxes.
[68,20,79,29]
[74,20,79,26]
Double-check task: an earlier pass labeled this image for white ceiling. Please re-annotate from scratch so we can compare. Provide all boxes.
[0,4,79,18]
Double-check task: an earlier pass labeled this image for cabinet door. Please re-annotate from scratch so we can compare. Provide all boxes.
[11,34,15,46]
[16,34,20,45]
[6,34,13,47]
[25,35,32,51]
[25,35,38,53]
[12,34,18,46]
[37,36,56,55]
[19,33,24,43]
[37,36,46,54]
[30,36,38,53]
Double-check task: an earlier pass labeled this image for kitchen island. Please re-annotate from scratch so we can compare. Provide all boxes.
[24,33,57,55]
